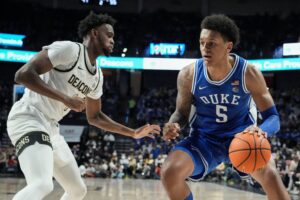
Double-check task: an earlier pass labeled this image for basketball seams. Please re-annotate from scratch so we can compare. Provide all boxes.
[232,136,251,148]
[252,134,257,172]
[229,132,271,173]
[260,138,268,164]
[230,136,252,171]
[229,148,271,153]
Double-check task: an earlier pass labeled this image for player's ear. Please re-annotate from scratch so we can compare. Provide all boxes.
[226,42,233,53]
[91,28,98,38]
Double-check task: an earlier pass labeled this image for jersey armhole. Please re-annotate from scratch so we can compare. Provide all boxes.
[191,60,199,94]
[242,61,250,93]
[93,69,101,92]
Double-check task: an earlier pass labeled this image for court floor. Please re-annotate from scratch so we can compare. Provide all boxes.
[0,177,268,200]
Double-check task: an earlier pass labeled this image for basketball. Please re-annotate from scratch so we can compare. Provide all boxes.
[229,131,271,174]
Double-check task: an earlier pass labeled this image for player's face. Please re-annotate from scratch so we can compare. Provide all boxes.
[199,29,233,65]
[95,24,115,56]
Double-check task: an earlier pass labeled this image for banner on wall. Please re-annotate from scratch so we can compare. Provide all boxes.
[149,43,186,56]
[59,125,85,142]
[0,33,26,47]
[1,48,300,71]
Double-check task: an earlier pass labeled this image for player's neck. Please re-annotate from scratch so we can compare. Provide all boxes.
[83,40,97,66]
[85,45,97,66]
[206,55,234,81]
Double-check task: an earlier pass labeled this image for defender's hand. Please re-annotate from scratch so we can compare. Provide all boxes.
[132,124,161,139]
[163,122,180,141]
[63,96,85,112]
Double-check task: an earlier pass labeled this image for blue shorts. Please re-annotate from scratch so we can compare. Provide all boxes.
[172,134,249,181]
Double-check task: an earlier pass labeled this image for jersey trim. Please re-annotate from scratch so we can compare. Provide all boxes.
[92,69,101,92]
[188,145,209,181]
[188,105,197,128]
[204,54,239,86]
[191,60,199,94]
[54,43,81,73]
[248,97,256,124]
[83,45,97,75]
[242,61,250,93]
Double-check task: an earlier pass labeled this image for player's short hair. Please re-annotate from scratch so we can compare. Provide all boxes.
[78,11,116,39]
[201,14,240,48]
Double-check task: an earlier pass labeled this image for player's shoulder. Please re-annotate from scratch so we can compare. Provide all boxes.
[245,62,262,79]
[179,62,195,78]
[43,41,82,69]
[43,40,80,53]
[244,61,266,93]
[178,62,195,85]
[50,40,78,46]
[232,52,259,77]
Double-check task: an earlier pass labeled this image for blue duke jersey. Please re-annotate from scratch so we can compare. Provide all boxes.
[189,53,257,139]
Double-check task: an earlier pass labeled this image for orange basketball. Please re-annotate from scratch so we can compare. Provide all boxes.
[229,131,271,174]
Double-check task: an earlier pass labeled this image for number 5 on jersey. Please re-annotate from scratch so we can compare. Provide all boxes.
[216,105,228,123]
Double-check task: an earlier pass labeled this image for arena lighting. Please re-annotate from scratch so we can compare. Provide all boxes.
[1,49,300,71]
[99,0,117,5]
[283,42,300,56]
[150,43,186,56]
[81,0,118,6]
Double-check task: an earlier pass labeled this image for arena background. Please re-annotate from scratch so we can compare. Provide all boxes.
[0,0,300,199]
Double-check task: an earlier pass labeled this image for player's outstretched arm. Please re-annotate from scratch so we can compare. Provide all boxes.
[14,50,85,112]
[86,97,161,139]
[162,63,193,141]
[245,64,280,137]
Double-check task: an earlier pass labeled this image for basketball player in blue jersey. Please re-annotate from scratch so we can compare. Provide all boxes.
[7,12,160,200]
[161,14,290,200]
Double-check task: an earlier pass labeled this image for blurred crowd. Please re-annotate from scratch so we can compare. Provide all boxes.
[0,79,299,195]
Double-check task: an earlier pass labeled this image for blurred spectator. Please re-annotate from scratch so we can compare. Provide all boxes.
[6,155,18,174]
[0,148,7,173]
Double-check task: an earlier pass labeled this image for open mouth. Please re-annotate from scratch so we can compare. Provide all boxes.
[203,55,212,59]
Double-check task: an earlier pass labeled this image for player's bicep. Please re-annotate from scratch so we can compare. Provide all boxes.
[15,50,53,83]
[27,50,54,74]
[245,64,274,112]
[175,66,193,117]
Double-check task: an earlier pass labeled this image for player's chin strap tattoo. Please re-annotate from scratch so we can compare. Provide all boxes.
[15,131,52,156]
[259,105,280,137]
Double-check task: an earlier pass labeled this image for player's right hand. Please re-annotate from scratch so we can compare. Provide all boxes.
[63,96,85,112]
[132,124,161,139]
[242,125,268,138]
[162,122,180,141]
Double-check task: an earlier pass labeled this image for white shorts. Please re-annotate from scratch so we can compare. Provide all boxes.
[7,100,61,144]
[7,101,73,167]
[7,101,73,165]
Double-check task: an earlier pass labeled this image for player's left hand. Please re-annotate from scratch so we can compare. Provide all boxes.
[132,124,161,139]
[240,125,268,138]
[162,122,180,141]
